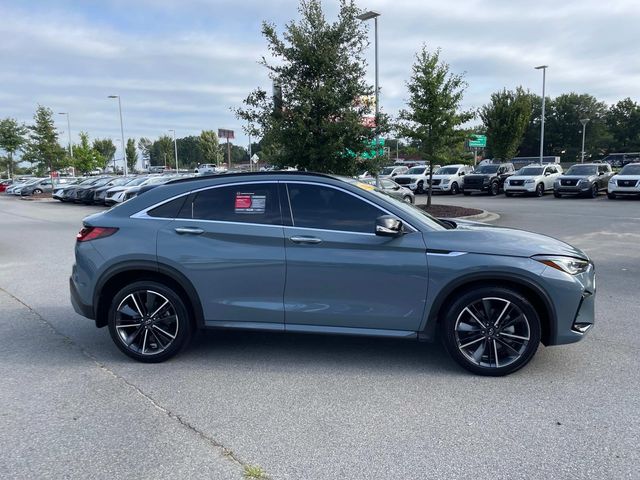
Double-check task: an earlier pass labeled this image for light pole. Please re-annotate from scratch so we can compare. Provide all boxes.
[108,95,127,176]
[57,112,73,159]
[580,118,590,163]
[169,129,179,173]
[357,10,381,184]
[534,65,548,165]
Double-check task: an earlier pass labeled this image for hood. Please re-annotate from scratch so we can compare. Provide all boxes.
[611,174,640,180]
[107,186,130,193]
[465,173,493,179]
[430,174,456,180]
[507,174,541,181]
[395,174,424,180]
[427,220,588,260]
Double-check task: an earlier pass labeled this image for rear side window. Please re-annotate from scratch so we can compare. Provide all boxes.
[286,183,384,233]
[148,195,188,218]
[180,183,281,225]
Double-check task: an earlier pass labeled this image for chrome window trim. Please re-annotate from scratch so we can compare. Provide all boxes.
[130,178,419,233]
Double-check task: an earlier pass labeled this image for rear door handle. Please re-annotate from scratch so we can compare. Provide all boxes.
[290,235,322,244]
[174,226,204,235]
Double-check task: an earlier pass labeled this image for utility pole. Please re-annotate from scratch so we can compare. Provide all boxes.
[534,65,548,165]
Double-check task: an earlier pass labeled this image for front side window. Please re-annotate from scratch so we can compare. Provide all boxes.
[286,183,384,233]
[181,183,281,225]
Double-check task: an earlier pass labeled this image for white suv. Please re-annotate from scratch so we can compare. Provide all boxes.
[428,164,473,195]
[504,164,563,197]
[194,164,227,175]
[393,164,441,194]
[608,163,640,199]
[378,165,409,180]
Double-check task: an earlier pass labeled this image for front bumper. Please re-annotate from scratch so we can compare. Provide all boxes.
[505,183,536,193]
[462,184,490,192]
[608,186,640,195]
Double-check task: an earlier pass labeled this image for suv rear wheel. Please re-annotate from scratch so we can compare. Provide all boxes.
[441,287,541,376]
[489,181,499,196]
[107,281,192,362]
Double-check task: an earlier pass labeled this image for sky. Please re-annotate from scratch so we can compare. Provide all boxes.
[2,0,639,163]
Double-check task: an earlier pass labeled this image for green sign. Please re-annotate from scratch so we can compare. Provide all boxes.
[469,135,487,148]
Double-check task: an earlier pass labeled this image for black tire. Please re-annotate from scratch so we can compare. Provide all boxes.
[463,191,471,196]
[417,181,424,194]
[441,286,541,376]
[535,183,544,197]
[33,188,43,195]
[607,192,616,200]
[590,183,598,198]
[504,191,513,197]
[403,195,413,204]
[489,181,499,196]
[107,281,193,363]
[450,182,459,195]
[553,192,562,198]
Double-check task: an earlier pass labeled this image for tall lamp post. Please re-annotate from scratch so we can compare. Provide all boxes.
[169,129,179,173]
[357,10,381,185]
[580,118,590,163]
[534,65,548,165]
[57,112,73,159]
[108,95,127,176]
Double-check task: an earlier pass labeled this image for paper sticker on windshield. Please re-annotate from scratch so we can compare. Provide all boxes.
[235,193,266,214]
[355,181,375,191]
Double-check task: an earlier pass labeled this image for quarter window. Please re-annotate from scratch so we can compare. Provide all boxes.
[180,183,281,225]
[286,183,384,233]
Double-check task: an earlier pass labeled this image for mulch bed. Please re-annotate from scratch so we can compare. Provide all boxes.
[416,203,483,218]
[20,193,53,201]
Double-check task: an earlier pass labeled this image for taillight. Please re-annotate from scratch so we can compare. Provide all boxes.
[76,226,118,242]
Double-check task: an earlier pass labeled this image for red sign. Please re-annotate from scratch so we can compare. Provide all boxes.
[218,129,235,140]
[235,195,252,209]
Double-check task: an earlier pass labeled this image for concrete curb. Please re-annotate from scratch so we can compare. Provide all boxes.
[19,197,57,202]
[457,209,500,222]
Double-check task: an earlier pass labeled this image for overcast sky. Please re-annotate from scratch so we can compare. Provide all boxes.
[2,0,639,160]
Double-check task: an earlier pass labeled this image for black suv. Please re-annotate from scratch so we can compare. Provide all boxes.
[462,163,515,196]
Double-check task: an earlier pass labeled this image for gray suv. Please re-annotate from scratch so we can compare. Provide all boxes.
[70,172,595,376]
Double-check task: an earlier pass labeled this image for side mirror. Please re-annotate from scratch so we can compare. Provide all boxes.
[375,215,404,237]
[391,172,397,177]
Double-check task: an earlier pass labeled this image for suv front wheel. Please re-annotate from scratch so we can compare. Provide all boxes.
[107,281,192,362]
[442,287,541,376]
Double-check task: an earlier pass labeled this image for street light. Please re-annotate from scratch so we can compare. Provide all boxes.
[357,10,381,184]
[108,95,127,176]
[169,129,179,173]
[57,112,73,159]
[580,118,590,163]
[535,65,548,165]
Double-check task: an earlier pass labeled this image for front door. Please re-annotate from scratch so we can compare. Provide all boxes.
[282,182,428,332]
[156,181,286,326]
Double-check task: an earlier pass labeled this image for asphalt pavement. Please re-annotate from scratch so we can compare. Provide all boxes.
[0,193,638,480]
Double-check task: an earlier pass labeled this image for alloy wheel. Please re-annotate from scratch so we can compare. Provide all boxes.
[454,297,531,369]
[114,290,179,356]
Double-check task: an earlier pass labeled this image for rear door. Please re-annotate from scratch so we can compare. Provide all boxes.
[156,181,286,327]
[281,181,428,332]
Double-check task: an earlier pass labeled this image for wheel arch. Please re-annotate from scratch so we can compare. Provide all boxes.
[422,273,556,345]
[94,261,204,329]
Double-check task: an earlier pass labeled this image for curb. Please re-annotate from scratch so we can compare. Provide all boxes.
[457,210,500,222]
[19,196,56,202]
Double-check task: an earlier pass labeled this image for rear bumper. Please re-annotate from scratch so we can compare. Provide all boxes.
[70,276,94,319]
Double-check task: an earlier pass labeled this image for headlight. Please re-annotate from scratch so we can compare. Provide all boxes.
[554,179,560,186]
[609,178,616,184]
[533,255,590,275]
[577,179,589,186]
[524,179,534,184]
[442,179,450,184]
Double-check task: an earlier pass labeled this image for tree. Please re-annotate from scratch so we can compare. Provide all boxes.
[235,0,380,175]
[73,132,100,174]
[137,137,152,169]
[93,138,116,170]
[606,98,640,153]
[150,135,175,168]
[126,138,138,173]
[0,118,27,177]
[176,135,204,170]
[397,46,473,206]
[200,130,220,166]
[480,87,532,161]
[27,105,66,175]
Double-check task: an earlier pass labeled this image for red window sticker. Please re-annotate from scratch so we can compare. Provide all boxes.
[235,193,266,214]
[235,195,252,209]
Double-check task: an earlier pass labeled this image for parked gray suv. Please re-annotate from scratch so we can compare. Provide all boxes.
[70,172,595,376]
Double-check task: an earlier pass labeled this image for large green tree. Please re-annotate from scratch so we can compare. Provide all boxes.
[606,98,640,153]
[150,135,175,168]
[236,0,380,175]
[397,46,473,206]
[93,138,116,170]
[199,130,220,166]
[126,138,138,173]
[176,135,204,170]
[73,132,100,174]
[0,117,27,177]
[480,87,532,161]
[27,105,66,175]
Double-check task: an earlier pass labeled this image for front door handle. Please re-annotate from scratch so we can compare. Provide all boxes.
[290,235,322,244]
[174,226,204,235]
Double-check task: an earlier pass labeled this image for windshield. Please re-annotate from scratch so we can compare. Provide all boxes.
[566,165,598,176]
[435,167,459,175]
[125,177,149,186]
[93,178,114,186]
[109,177,134,187]
[473,165,499,174]
[380,167,395,175]
[407,167,426,175]
[142,176,171,186]
[517,167,545,176]
[620,164,640,175]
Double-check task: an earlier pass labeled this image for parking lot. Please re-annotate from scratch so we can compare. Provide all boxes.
[0,193,638,479]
